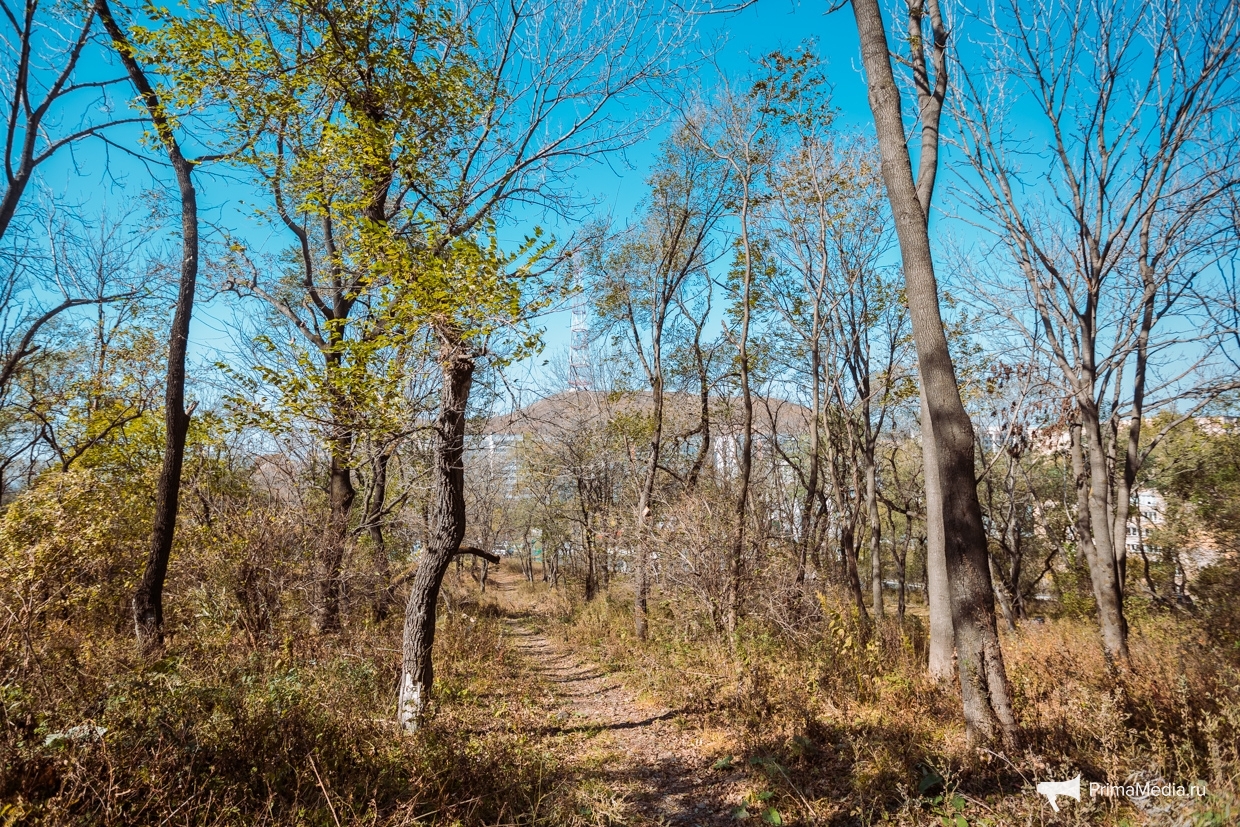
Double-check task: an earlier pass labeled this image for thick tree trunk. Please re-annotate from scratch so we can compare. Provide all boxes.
[316,431,356,632]
[922,392,954,683]
[96,0,199,655]
[1079,409,1130,664]
[399,346,474,731]
[1069,421,1095,566]
[852,0,1018,748]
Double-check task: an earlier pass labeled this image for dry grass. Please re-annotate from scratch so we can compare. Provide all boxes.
[3,545,1237,826]
[0,573,571,826]
[544,583,1240,826]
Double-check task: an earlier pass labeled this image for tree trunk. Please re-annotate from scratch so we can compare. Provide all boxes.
[998,456,1023,630]
[634,369,664,639]
[726,175,757,640]
[990,556,1017,633]
[581,515,597,602]
[316,429,355,632]
[852,0,1018,748]
[601,543,611,591]
[1108,261,1156,595]
[896,518,912,624]
[826,423,868,621]
[686,321,712,492]
[922,392,954,682]
[841,522,868,621]
[366,447,395,621]
[96,0,199,655]
[796,345,824,593]
[1079,408,1130,664]
[866,454,883,617]
[399,345,474,731]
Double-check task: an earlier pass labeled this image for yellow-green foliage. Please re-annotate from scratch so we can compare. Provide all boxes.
[0,468,152,632]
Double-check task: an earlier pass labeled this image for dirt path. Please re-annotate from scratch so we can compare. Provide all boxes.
[486,568,749,826]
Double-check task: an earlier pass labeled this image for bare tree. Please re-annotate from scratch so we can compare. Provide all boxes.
[96,0,204,654]
[18,209,159,476]
[0,206,144,493]
[954,0,1240,665]
[761,136,908,623]
[589,125,731,637]
[684,57,793,637]
[0,1,137,241]
[849,0,1019,747]
[0,0,139,427]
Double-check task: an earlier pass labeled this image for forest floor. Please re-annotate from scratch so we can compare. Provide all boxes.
[484,566,756,826]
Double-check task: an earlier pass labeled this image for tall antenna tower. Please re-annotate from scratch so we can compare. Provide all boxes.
[567,263,591,392]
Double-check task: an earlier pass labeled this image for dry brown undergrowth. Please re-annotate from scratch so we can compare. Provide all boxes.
[0,564,573,826]
[3,557,1238,826]
[537,575,1240,827]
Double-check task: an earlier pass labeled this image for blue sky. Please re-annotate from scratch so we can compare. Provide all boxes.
[509,0,883,388]
[35,0,913,404]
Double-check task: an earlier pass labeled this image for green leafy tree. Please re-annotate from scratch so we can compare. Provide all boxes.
[138,0,480,631]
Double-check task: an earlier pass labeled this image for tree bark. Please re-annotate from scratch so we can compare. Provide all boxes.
[1079,407,1130,664]
[316,424,356,632]
[96,0,199,655]
[686,318,713,492]
[366,446,395,621]
[922,391,954,682]
[851,0,1018,748]
[634,371,661,638]
[579,504,597,601]
[866,454,883,616]
[840,522,868,620]
[996,454,1023,631]
[896,514,912,623]
[1109,289,1154,597]
[825,418,869,621]
[796,344,823,590]
[399,343,474,731]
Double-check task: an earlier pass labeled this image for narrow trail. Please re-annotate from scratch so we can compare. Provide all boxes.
[484,567,749,826]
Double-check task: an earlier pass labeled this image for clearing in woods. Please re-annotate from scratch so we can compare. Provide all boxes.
[482,564,762,826]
